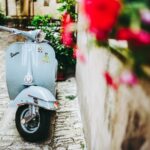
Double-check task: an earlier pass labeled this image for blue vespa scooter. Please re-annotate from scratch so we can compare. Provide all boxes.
[0,26,58,142]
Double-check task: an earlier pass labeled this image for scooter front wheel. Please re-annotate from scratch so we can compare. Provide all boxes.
[15,105,51,142]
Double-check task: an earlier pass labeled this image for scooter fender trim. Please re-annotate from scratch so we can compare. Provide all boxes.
[12,86,57,110]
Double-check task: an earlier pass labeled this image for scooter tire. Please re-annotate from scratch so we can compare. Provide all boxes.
[15,105,51,142]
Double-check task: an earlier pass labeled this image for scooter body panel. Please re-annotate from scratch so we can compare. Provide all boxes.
[6,42,58,100]
[0,26,58,142]
[12,86,57,110]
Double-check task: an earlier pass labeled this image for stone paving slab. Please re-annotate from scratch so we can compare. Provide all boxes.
[52,80,85,150]
[0,31,86,149]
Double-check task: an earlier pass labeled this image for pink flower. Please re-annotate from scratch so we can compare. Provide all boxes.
[120,71,138,86]
[61,13,74,47]
[117,28,150,49]
[141,10,150,25]
[62,32,73,47]
[117,28,150,45]
[135,30,150,46]
[73,45,87,63]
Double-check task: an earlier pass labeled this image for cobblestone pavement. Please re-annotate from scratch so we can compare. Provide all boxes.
[0,31,86,150]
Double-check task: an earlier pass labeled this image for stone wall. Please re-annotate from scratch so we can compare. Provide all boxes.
[34,0,61,18]
[0,0,6,13]
[76,5,150,150]
[0,0,61,18]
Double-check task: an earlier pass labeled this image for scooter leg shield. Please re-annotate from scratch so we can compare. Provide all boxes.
[12,86,57,110]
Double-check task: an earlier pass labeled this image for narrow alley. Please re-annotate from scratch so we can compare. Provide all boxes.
[0,31,86,150]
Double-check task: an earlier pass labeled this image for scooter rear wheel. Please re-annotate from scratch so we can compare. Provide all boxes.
[15,105,51,142]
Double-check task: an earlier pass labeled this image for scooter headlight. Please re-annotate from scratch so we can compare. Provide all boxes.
[24,75,33,84]
[35,30,46,43]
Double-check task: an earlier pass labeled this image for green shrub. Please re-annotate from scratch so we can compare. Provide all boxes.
[0,10,7,25]
[57,0,77,20]
[31,15,76,71]
[31,15,52,27]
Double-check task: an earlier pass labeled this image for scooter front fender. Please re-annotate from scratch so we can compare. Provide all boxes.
[12,86,58,110]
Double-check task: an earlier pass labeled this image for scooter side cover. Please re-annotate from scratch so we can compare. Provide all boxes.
[6,42,58,100]
[12,86,56,110]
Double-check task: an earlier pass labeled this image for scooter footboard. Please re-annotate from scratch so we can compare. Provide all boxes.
[12,86,58,110]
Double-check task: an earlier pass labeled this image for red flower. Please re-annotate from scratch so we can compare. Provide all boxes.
[91,29,109,41]
[104,71,118,90]
[61,13,74,47]
[117,28,150,47]
[104,71,113,85]
[116,28,135,41]
[62,32,73,47]
[83,0,121,41]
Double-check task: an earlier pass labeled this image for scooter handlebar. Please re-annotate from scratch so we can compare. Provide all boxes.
[0,25,20,33]
[0,25,45,42]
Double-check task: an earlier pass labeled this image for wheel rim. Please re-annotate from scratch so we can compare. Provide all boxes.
[20,108,40,134]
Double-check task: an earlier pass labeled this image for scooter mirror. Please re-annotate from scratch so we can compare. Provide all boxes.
[35,30,46,43]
